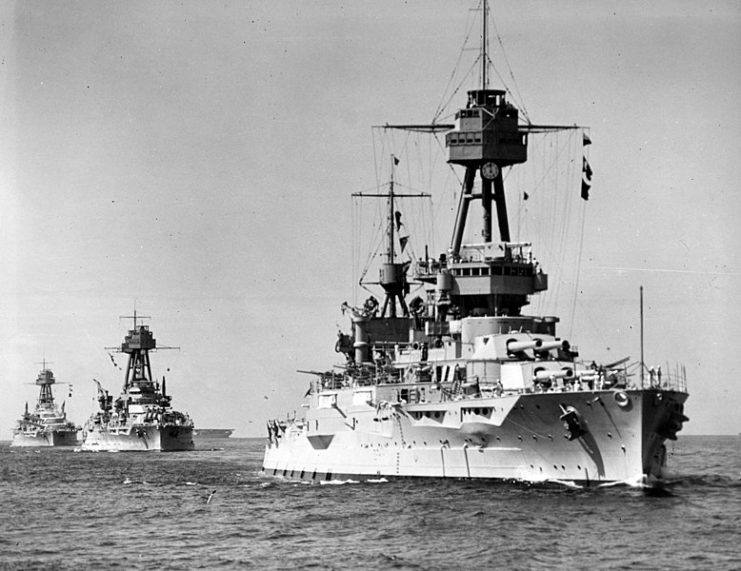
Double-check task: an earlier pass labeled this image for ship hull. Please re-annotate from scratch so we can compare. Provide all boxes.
[10,430,79,448]
[194,429,234,438]
[81,424,194,452]
[263,389,687,485]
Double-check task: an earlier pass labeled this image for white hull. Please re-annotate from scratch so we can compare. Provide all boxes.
[82,423,194,451]
[263,389,687,485]
[11,430,79,448]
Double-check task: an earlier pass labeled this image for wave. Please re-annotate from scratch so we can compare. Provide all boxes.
[597,474,647,489]
[547,478,584,489]
[672,474,741,488]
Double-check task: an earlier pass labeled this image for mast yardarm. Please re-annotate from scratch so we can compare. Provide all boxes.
[353,156,429,319]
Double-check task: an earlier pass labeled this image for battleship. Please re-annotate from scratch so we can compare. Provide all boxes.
[263,1,689,485]
[81,314,194,452]
[194,428,234,438]
[11,364,80,447]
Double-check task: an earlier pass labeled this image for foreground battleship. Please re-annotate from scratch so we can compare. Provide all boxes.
[263,2,689,485]
[11,364,80,447]
[82,315,194,451]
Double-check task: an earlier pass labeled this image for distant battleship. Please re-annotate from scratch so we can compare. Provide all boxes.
[11,364,80,447]
[82,314,194,452]
[263,1,689,485]
[194,429,234,438]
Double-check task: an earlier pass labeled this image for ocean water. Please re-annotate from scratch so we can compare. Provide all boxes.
[1,435,739,570]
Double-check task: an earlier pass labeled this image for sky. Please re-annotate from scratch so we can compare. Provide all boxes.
[0,0,739,439]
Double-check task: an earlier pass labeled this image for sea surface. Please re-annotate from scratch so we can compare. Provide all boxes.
[1,435,739,570]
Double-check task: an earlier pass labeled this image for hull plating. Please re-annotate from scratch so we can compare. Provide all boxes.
[11,430,80,448]
[263,389,687,485]
[82,424,194,452]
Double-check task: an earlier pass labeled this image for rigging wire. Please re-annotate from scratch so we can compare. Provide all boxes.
[358,128,440,302]
[567,198,588,339]
[434,0,531,128]
[433,58,481,125]
[433,5,479,123]
[489,4,530,122]
[514,130,584,320]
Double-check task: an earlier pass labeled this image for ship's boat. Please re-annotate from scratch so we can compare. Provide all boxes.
[11,365,80,448]
[263,1,688,486]
[81,314,194,452]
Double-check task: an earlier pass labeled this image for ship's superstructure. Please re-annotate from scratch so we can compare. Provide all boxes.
[11,365,80,447]
[263,1,688,485]
[82,315,194,451]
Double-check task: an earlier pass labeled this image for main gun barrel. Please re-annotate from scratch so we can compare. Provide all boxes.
[507,339,543,353]
[535,339,570,353]
[534,368,574,381]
